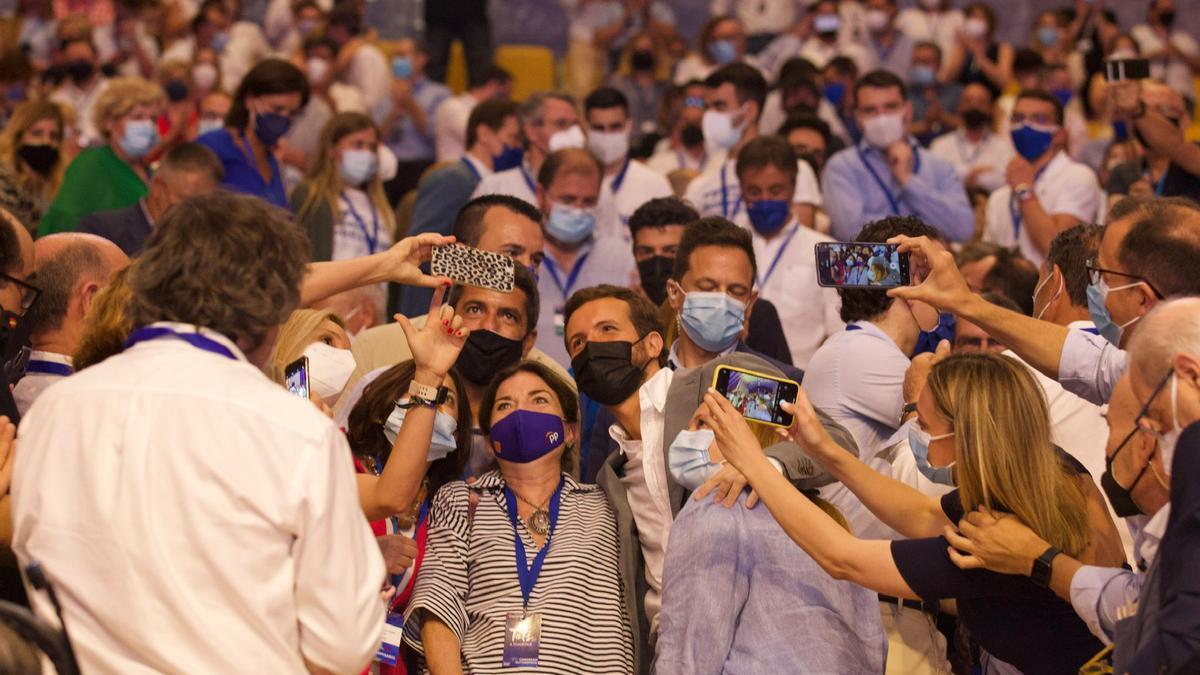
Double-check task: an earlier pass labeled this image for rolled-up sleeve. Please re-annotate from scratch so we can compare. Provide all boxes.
[1070,565,1141,644]
[402,483,471,654]
[1057,329,1129,406]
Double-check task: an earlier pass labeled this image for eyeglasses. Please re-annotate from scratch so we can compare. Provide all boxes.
[1134,370,1173,432]
[1085,258,1164,299]
[0,272,40,313]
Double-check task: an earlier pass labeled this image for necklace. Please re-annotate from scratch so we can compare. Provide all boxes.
[511,488,553,536]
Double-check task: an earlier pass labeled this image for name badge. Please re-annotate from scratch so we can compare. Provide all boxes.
[375,612,405,666]
[553,307,565,336]
[503,611,542,668]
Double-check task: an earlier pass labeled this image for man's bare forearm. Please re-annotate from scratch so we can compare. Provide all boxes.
[956,293,1070,379]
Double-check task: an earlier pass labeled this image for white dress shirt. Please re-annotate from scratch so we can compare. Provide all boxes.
[341,43,391,111]
[645,146,714,175]
[984,151,1101,267]
[928,128,1014,193]
[894,8,964,63]
[434,92,478,162]
[684,157,821,220]
[470,161,538,206]
[1130,24,1200,102]
[597,159,673,243]
[11,322,386,674]
[12,350,72,416]
[744,219,843,369]
[609,367,675,633]
[1057,326,1128,406]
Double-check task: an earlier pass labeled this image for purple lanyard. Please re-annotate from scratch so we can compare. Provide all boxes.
[25,360,73,376]
[124,326,238,360]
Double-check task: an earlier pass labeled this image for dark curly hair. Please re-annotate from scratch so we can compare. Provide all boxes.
[839,216,941,323]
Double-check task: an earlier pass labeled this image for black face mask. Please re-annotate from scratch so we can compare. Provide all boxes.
[961,108,992,130]
[17,143,59,175]
[164,79,190,103]
[456,329,525,386]
[680,124,704,148]
[65,59,95,85]
[637,256,674,307]
[1100,426,1151,518]
[571,338,652,406]
[1159,10,1175,28]
[631,49,656,72]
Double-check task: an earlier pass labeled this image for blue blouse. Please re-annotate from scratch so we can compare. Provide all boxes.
[196,128,288,210]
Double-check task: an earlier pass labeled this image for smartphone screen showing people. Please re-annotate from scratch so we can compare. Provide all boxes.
[285,357,309,399]
[815,242,910,288]
[712,366,797,428]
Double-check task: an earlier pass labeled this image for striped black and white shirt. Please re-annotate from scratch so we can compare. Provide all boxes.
[402,471,634,674]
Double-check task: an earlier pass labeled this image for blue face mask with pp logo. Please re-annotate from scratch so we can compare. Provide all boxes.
[823,81,846,107]
[667,428,720,491]
[392,56,413,79]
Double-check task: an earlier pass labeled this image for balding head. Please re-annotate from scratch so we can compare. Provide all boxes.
[1130,297,1200,389]
[26,233,129,350]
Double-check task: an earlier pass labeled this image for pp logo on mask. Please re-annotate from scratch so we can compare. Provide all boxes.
[545,431,561,445]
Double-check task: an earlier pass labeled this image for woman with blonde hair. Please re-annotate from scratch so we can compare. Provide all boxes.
[291,111,396,263]
[701,352,1126,675]
[267,307,357,406]
[39,77,165,235]
[73,266,133,371]
[0,100,66,214]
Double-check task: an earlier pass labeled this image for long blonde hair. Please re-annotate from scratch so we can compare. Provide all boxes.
[928,353,1091,557]
[296,112,396,239]
[266,308,346,383]
[73,266,133,371]
[0,100,66,201]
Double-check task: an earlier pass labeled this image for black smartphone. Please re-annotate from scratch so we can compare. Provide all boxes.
[815,242,910,288]
[1105,58,1150,82]
[711,365,799,428]
[285,356,309,399]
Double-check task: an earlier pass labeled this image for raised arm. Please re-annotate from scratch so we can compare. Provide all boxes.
[299,232,455,307]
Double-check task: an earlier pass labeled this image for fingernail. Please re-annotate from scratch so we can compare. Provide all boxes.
[447,328,454,334]
[442,319,448,327]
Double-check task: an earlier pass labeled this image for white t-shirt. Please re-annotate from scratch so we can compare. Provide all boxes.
[683,157,822,219]
[928,129,1014,193]
[470,161,538,206]
[894,7,964,62]
[1131,24,1200,101]
[983,151,1100,266]
[645,146,716,175]
[597,160,673,243]
[333,187,394,266]
[341,43,391,111]
[433,92,478,162]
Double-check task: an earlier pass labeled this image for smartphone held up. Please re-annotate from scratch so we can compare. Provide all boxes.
[814,242,911,289]
[711,365,799,429]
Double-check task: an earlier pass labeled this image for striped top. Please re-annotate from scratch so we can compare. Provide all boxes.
[402,471,634,674]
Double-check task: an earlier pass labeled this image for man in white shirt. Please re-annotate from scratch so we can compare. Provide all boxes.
[734,136,841,369]
[929,82,1013,193]
[432,65,512,162]
[49,38,107,147]
[583,86,672,244]
[12,234,128,415]
[894,0,963,67]
[472,91,582,206]
[709,0,795,54]
[984,90,1101,267]
[325,5,391,111]
[11,192,386,674]
[532,148,635,367]
[1131,0,1199,105]
[684,64,821,229]
[645,82,712,175]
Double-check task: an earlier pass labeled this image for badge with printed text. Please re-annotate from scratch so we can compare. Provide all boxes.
[503,611,542,668]
[374,612,405,666]
[553,307,565,336]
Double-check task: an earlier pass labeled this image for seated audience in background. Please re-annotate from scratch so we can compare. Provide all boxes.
[822,70,974,242]
[983,90,1100,267]
[895,0,962,65]
[821,56,861,144]
[928,82,1012,193]
[1130,0,1198,107]
[323,5,389,112]
[401,361,636,672]
[197,58,309,209]
[703,351,1124,675]
[79,142,223,256]
[906,41,961,146]
[607,32,670,144]
[0,100,66,220]
[645,81,712,175]
[472,91,581,206]
[370,37,451,200]
[284,35,366,168]
[47,36,106,147]
[431,65,512,163]
[674,15,756,86]
[39,77,165,235]
[779,113,834,178]
[943,2,1012,97]
[1105,81,1200,203]
[995,48,1044,138]
[861,0,915,78]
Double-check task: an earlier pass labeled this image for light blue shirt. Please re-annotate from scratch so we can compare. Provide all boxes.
[821,140,974,242]
[536,236,636,367]
[372,77,452,162]
[656,493,887,674]
[1057,328,1129,406]
[869,32,916,78]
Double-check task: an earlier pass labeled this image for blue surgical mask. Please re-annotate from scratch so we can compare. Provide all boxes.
[492,144,524,171]
[1010,123,1056,161]
[212,29,231,53]
[254,109,292,147]
[1037,26,1060,47]
[912,312,956,357]
[823,81,846,107]
[392,56,413,79]
[383,403,459,462]
[545,202,596,244]
[119,119,159,159]
[1051,88,1073,107]
[908,422,955,485]
[708,39,738,65]
[339,148,378,185]
[1086,276,1142,346]
[910,65,936,87]
[747,199,791,235]
[679,291,746,353]
[667,428,720,491]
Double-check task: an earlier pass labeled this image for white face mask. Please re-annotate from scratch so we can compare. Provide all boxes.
[1032,270,1062,321]
[548,124,586,152]
[586,128,630,165]
[702,107,745,150]
[862,111,906,149]
[963,17,988,39]
[866,9,890,32]
[306,57,329,85]
[302,341,356,405]
[376,144,399,182]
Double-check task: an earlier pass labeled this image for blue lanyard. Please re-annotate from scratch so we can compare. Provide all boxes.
[461,157,481,181]
[504,477,564,608]
[520,164,537,196]
[857,146,921,216]
[846,324,862,331]
[124,326,238,360]
[610,159,631,195]
[1081,326,1100,335]
[1146,167,1168,196]
[341,191,380,255]
[542,252,591,299]
[1008,164,1050,241]
[756,224,800,288]
[25,360,73,376]
[720,164,742,218]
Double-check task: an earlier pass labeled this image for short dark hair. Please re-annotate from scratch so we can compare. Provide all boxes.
[839,216,941,323]
[1012,48,1044,76]
[159,142,224,183]
[584,86,628,116]
[563,284,666,365]
[0,209,21,277]
[704,63,768,113]
[735,134,797,183]
[477,360,580,474]
[913,41,943,64]
[778,57,820,89]
[1046,223,1102,308]
[1015,89,1064,126]
[628,197,698,241]
[1117,198,1200,298]
[465,98,519,149]
[854,69,907,103]
[825,56,859,80]
[778,114,831,147]
[302,34,339,57]
[326,4,361,33]
[536,147,602,190]
[981,248,1040,316]
[225,58,310,130]
[450,194,542,248]
[448,264,540,336]
[672,217,757,283]
[26,239,109,337]
[467,64,512,90]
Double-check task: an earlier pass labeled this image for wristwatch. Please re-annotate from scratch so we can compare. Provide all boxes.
[1013,183,1035,201]
[1030,545,1061,587]
[900,402,919,426]
[400,379,449,408]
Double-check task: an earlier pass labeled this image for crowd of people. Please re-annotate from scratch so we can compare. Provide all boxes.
[0,0,1198,673]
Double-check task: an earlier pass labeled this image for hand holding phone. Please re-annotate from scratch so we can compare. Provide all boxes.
[711,365,799,428]
[1105,58,1150,82]
[815,242,911,289]
[430,244,516,293]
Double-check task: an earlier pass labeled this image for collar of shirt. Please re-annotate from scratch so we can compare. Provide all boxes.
[1137,503,1171,568]
[845,319,906,355]
[129,321,249,363]
[1067,319,1096,332]
[1038,150,1072,183]
[667,339,737,371]
[462,153,493,180]
[28,349,73,367]
[468,469,594,495]
[608,367,674,450]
